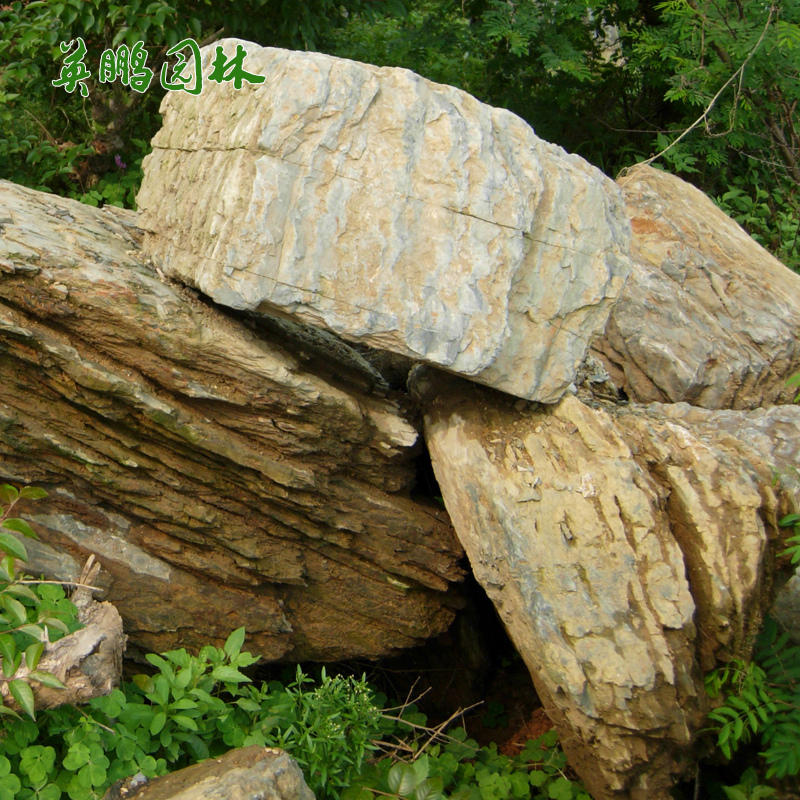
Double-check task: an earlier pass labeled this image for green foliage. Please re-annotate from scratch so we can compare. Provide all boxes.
[0,627,587,800]
[705,617,800,781]
[0,630,384,800]
[628,0,800,270]
[719,767,777,800]
[0,485,80,721]
[344,722,588,800]
[778,512,800,567]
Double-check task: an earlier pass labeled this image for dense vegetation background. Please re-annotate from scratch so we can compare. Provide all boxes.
[0,0,798,269]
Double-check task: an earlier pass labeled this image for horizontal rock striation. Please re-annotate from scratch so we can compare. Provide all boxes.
[0,180,464,661]
[137,40,631,403]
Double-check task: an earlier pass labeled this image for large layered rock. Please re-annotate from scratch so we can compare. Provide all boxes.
[412,369,800,800]
[0,180,463,661]
[136,40,631,404]
[593,165,800,409]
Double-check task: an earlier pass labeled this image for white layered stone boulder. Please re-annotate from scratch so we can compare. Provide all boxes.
[137,40,631,403]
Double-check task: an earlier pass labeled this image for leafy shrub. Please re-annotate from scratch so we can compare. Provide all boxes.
[344,724,588,800]
[705,617,800,781]
[0,625,587,800]
[0,629,384,800]
[0,485,80,720]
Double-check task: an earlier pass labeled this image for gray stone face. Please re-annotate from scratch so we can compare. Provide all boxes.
[137,40,631,403]
[594,165,800,409]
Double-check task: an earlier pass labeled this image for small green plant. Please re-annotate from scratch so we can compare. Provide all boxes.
[778,512,800,566]
[0,484,79,720]
[344,722,588,800]
[0,629,387,800]
[705,617,800,781]
[718,767,776,800]
[0,625,588,800]
[479,700,509,730]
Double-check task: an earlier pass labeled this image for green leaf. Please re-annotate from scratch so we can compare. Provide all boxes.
[172,714,198,731]
[5,583,38,602]
[150,711,167,735]
[9,679,36,719]
[1,518,38,539]
[223,627,246,658]
[529,771,549,788]
[25,642,43,671]
[19,487,47,500]
[174,668,193,689]
[2,594,28,625]
[28,670,67,690]
[414,777,444,800]
[0,634,16,669]
[341,789,374,800]
[133,674,155,694]
[0,531,27,562]
[388,763,420,796]
[548,776,576,800]
[235,697,261,712]
[210,665,251,684]
[37,785,61,800]
[0,485,19,505]
[18,624,46,641]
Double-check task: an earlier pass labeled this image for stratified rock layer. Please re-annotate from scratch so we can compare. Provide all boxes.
[413,369,800,800]
[594,165,800,409]
[0,180,464,661]
[137,40,631,403]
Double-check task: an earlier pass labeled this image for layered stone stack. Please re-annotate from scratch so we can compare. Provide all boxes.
[4,40,800,800]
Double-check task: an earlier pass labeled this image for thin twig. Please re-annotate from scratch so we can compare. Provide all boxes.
[630,4,775,174]
[412,703,481,760]
[77,705,116,734]
[22,108,59,146]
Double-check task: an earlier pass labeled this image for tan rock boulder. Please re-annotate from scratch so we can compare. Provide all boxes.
[593,165,800,409]
[102,746,314,800]
[137,40,631,404]
[412,369,799,800]
[0,180,464,662]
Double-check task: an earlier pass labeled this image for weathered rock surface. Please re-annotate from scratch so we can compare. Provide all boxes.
[137,40,631,404]
[593,165,800,409]
[101,746,314,800]
[412,369,800,800]
[0,180,464,661]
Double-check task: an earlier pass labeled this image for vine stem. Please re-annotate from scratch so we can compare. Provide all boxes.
[631,4,776,173]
